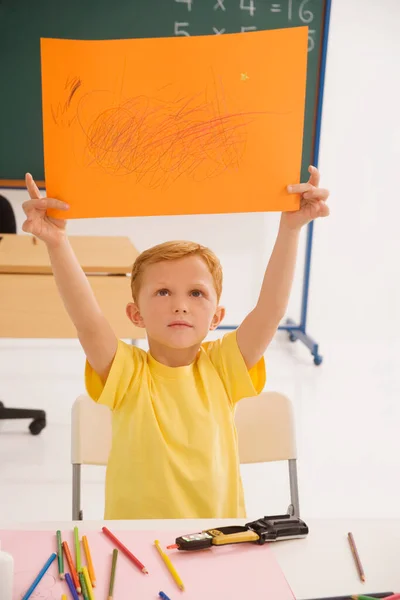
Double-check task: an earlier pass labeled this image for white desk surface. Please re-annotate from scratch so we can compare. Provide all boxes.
[1,518,398,600]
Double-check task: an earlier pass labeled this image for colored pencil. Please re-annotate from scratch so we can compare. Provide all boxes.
[21,552,57,600]
[65,573,80,600]
[159,593,172,600]
[83,565,95,600]
[348,532,365,582]
[56,530,64,579]
[154,539,185,591]
[102,526,148,574]
[82,535,97,587]
[305,593,394,600]
[74,526,82,573]
[352,597,391,600]
[61,595,67,600]
[79,572,90,600]
[108,549,118,600]
[352,596,400,600]
[308,592,393,600]
[62,541,81,593]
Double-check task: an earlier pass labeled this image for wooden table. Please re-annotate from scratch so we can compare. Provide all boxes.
[0,234,146,339]
[3,518,399,599]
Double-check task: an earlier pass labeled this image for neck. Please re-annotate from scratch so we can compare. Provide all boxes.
[147,337,200,367]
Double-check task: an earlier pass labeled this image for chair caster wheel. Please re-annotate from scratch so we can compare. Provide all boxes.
[29,418,46,435]
[313,355,323,366]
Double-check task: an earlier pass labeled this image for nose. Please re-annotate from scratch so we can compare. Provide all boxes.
[174,307,187,314]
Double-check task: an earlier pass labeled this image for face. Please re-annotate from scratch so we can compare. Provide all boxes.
[126,255,225,350]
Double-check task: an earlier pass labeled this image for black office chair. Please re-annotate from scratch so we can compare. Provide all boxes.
[0,194,46,435]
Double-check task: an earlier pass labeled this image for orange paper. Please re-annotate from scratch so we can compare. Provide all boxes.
[40,28,308,219]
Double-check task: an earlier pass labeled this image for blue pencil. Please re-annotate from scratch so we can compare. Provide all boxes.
[65,572,80,600]
[159,592,172,600]
[21,552,57,600]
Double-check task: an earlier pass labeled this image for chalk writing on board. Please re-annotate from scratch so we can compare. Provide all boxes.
[240,0,256,16]
[214,0,226,11]
[174,0,316,51]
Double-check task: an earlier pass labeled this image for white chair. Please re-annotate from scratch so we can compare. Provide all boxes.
[71,391,300,520]
[235,391,300,518]
[71,395,112,520]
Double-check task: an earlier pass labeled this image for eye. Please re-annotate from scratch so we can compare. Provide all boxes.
[156,289,169,296]
[190,289,203,298]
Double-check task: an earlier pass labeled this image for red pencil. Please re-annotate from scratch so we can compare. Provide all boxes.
[102,527,148,574]
[62,541,81,593]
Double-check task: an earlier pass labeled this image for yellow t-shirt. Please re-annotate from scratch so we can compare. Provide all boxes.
[85,330,265,520]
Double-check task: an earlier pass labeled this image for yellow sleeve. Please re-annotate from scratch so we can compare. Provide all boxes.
[85,340,145,411]
[203,330,266,405]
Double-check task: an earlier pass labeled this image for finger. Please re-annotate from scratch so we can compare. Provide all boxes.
[42,197,70,211]
[287,183,313,194]
[25,173,42,200]
[22,220,33,234]
[22,199,43,216]
[318,202,330,218]
[23,197,69,212]
[308,165,320,187]
[303,188,330,201]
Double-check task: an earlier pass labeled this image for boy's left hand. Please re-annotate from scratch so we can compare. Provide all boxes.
[283,165,330,230]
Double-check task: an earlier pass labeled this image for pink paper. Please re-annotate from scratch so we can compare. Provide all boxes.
[0,529,295,599]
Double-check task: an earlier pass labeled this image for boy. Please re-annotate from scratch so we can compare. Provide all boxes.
[22,167,329,519]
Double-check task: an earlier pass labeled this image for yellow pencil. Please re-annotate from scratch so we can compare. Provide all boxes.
[82,566,95,600]
[61,595,67,600]
[82,535,97,587]
[154,540,185,591]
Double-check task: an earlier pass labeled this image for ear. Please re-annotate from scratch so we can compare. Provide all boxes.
[126,302,146,328]
[209,305,226,331]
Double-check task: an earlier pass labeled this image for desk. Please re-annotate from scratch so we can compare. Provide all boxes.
[0,234,146,339]
[3,519,399,599]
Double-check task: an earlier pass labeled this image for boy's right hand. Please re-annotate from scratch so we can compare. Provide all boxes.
[22,173,70,247]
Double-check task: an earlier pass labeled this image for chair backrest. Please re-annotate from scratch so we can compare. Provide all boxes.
[71,391,296,467]
[71,395,111,466]
[235,391,297,464]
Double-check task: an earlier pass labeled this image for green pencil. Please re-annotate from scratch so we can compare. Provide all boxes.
[108,549,119,599]
[79,571,90,600]
[351,596,385,600]
[56,530,64,579]
[74,526,82,573]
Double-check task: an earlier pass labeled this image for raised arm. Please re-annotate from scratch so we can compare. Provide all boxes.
[22,174,118,381]
[236,166,330,369]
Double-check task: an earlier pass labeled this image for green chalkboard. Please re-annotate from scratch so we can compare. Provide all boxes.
[0,0,327,186]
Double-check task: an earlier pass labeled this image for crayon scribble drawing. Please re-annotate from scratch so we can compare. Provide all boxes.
[74,80,268,189]
[51,75,82,128]
[40,28,308,219]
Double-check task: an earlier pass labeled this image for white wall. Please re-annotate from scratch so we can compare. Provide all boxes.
[310,0,400,345]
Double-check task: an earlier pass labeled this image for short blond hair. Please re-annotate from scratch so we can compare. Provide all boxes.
[131,240,223,302]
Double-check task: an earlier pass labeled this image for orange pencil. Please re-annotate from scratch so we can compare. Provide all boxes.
[347,532,365,582]
[62,540,81,593]
[82,535,96,587]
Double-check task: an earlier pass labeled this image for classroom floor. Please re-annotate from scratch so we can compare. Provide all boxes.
[1,331,399,523]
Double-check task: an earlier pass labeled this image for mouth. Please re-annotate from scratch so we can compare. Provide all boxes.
[168,321,193,328]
